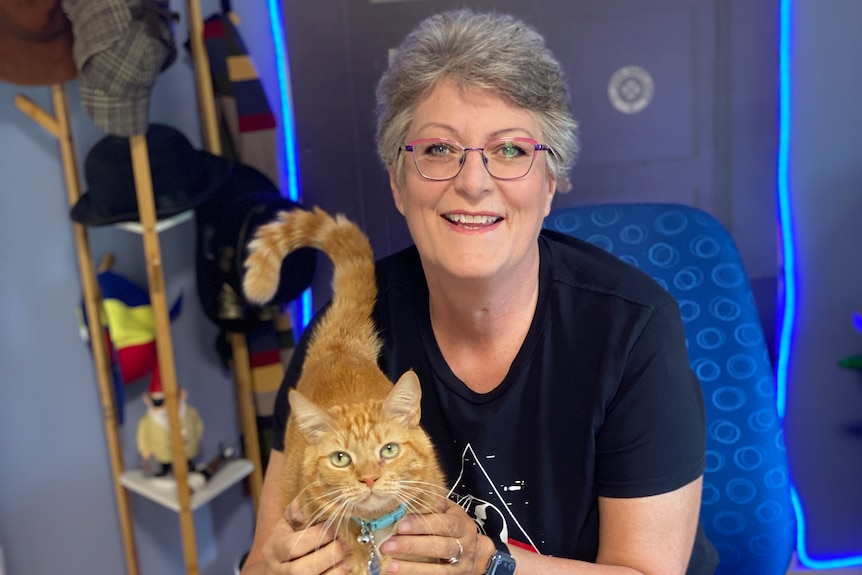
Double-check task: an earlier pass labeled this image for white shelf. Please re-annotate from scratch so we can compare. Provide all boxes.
[114,210,194,234]
[119,458,254,512]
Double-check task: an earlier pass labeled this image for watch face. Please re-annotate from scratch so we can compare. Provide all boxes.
[488,552,516,575]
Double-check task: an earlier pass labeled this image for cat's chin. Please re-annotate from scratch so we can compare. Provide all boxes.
[351,494,397,518]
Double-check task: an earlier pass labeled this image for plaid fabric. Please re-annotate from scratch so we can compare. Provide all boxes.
[63,0,176,136]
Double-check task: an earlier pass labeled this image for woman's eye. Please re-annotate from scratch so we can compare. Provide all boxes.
[488,142,527,160]
[330,452,352,468]
[426,143,453,157]
[492,141,527,159]
[380,443,400,459]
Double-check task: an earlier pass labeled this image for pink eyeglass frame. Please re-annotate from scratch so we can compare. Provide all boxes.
[401,137,554,181]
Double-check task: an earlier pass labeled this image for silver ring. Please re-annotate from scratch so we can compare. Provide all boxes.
[446,538,463,565]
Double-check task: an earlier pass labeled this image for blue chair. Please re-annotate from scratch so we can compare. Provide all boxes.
[544,203,795,575]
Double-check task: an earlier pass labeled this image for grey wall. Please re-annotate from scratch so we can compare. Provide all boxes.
[0,2,282,574]
[784,0,862,562]
[2,1,862,574]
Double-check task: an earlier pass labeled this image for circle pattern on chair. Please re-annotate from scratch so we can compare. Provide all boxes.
[544,204,793,574]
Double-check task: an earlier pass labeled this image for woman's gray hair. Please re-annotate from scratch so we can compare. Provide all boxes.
[375,9,579,185]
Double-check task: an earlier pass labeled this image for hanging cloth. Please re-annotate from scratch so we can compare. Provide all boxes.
[202,1,279,186]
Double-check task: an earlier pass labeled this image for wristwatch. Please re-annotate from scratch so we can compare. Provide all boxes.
[484,538,516,574]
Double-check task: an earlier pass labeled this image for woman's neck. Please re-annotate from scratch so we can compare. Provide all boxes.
[424,249,541,392]
[427,272,537,338]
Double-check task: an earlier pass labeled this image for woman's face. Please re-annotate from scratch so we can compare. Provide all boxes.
[389,78,557,284]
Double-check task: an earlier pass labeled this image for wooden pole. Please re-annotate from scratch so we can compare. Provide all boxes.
[228,332,263,510]
[129,135,199,575]
[15,85,141,575]
[186,0,220,155]
[186,0,263,509]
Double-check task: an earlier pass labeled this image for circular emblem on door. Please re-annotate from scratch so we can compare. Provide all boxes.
[608,65,654,114]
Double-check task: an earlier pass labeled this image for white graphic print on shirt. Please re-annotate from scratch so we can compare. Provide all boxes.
[446,443,540,553]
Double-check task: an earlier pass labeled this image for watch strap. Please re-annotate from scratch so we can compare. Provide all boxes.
[492,537,509,554]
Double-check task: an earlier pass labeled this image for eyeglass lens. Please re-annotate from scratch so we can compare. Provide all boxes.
[408,138,545,180]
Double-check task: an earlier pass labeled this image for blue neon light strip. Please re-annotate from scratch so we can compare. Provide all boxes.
[776,0,794,421]
[778,0,862,568]
[793,488,862,569]
[267,0,312,331]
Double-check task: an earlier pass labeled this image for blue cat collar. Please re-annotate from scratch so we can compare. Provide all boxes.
[353,503,408,533]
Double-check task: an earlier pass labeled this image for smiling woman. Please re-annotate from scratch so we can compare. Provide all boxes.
[241,9,717,575]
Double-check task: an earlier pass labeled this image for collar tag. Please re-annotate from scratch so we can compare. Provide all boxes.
[353,504,406,575]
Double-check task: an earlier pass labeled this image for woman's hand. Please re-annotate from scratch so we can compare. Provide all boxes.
[379,497,493,574]
[260,498,349,575]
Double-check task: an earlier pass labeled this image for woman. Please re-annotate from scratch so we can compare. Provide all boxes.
[242,9,717,575]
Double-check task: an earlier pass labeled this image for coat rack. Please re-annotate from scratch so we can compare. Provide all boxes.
[12,1,269,573]
[14,85,142,575]
[16,87,202,575]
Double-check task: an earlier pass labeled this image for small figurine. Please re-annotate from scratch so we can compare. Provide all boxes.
[136,366,204,477]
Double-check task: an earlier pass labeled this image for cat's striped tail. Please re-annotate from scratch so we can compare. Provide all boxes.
[242,206,379,344]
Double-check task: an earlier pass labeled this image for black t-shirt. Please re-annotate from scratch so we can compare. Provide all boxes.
[273,230,717,572]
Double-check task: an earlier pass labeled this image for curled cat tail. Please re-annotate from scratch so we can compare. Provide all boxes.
[243,206,377,313]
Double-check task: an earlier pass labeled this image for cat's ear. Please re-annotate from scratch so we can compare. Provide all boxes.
[384,370,422,428]
[289,389,334,444]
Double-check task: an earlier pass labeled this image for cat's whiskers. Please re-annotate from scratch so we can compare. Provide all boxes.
[286,497,353,561]
[294,486,352,539]
[305,491,351,526]
[316,499,352,546]
[398,482,447,502]
[389,494,440,543]
[400,478,448,491]
[291,482,334,519]
[396,490,438,515]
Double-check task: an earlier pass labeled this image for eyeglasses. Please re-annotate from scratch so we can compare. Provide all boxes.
[402,137,554,181]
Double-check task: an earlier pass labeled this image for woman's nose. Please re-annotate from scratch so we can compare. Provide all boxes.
[455,149,493,194]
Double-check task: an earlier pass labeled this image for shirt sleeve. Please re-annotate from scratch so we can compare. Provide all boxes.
[595,299,707,498]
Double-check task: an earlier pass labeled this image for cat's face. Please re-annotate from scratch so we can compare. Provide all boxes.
[303,403,437,517]
[289,371,444,522]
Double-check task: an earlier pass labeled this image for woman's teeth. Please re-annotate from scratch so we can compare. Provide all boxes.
[444,214,501,226]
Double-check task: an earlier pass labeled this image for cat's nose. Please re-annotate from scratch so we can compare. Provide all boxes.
[360,475,379,489]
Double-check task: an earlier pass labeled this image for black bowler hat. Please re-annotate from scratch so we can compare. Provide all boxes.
[195,163,317,333]
[71,124,232,226]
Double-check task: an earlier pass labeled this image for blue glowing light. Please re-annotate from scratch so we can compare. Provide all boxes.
[778,0,862,568]
[793,488,862,568]
[776,0,794,422]
[267,0,312,330]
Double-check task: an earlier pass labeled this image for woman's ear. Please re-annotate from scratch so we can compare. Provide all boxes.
[389,165,406,216]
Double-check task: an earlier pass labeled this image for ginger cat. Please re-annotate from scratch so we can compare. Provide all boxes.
[243,207,447,574]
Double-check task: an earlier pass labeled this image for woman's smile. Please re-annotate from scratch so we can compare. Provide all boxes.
[441,212,503,231]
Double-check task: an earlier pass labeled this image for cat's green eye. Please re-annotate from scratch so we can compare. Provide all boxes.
[330,452,352,468]
[380,443,400,460]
